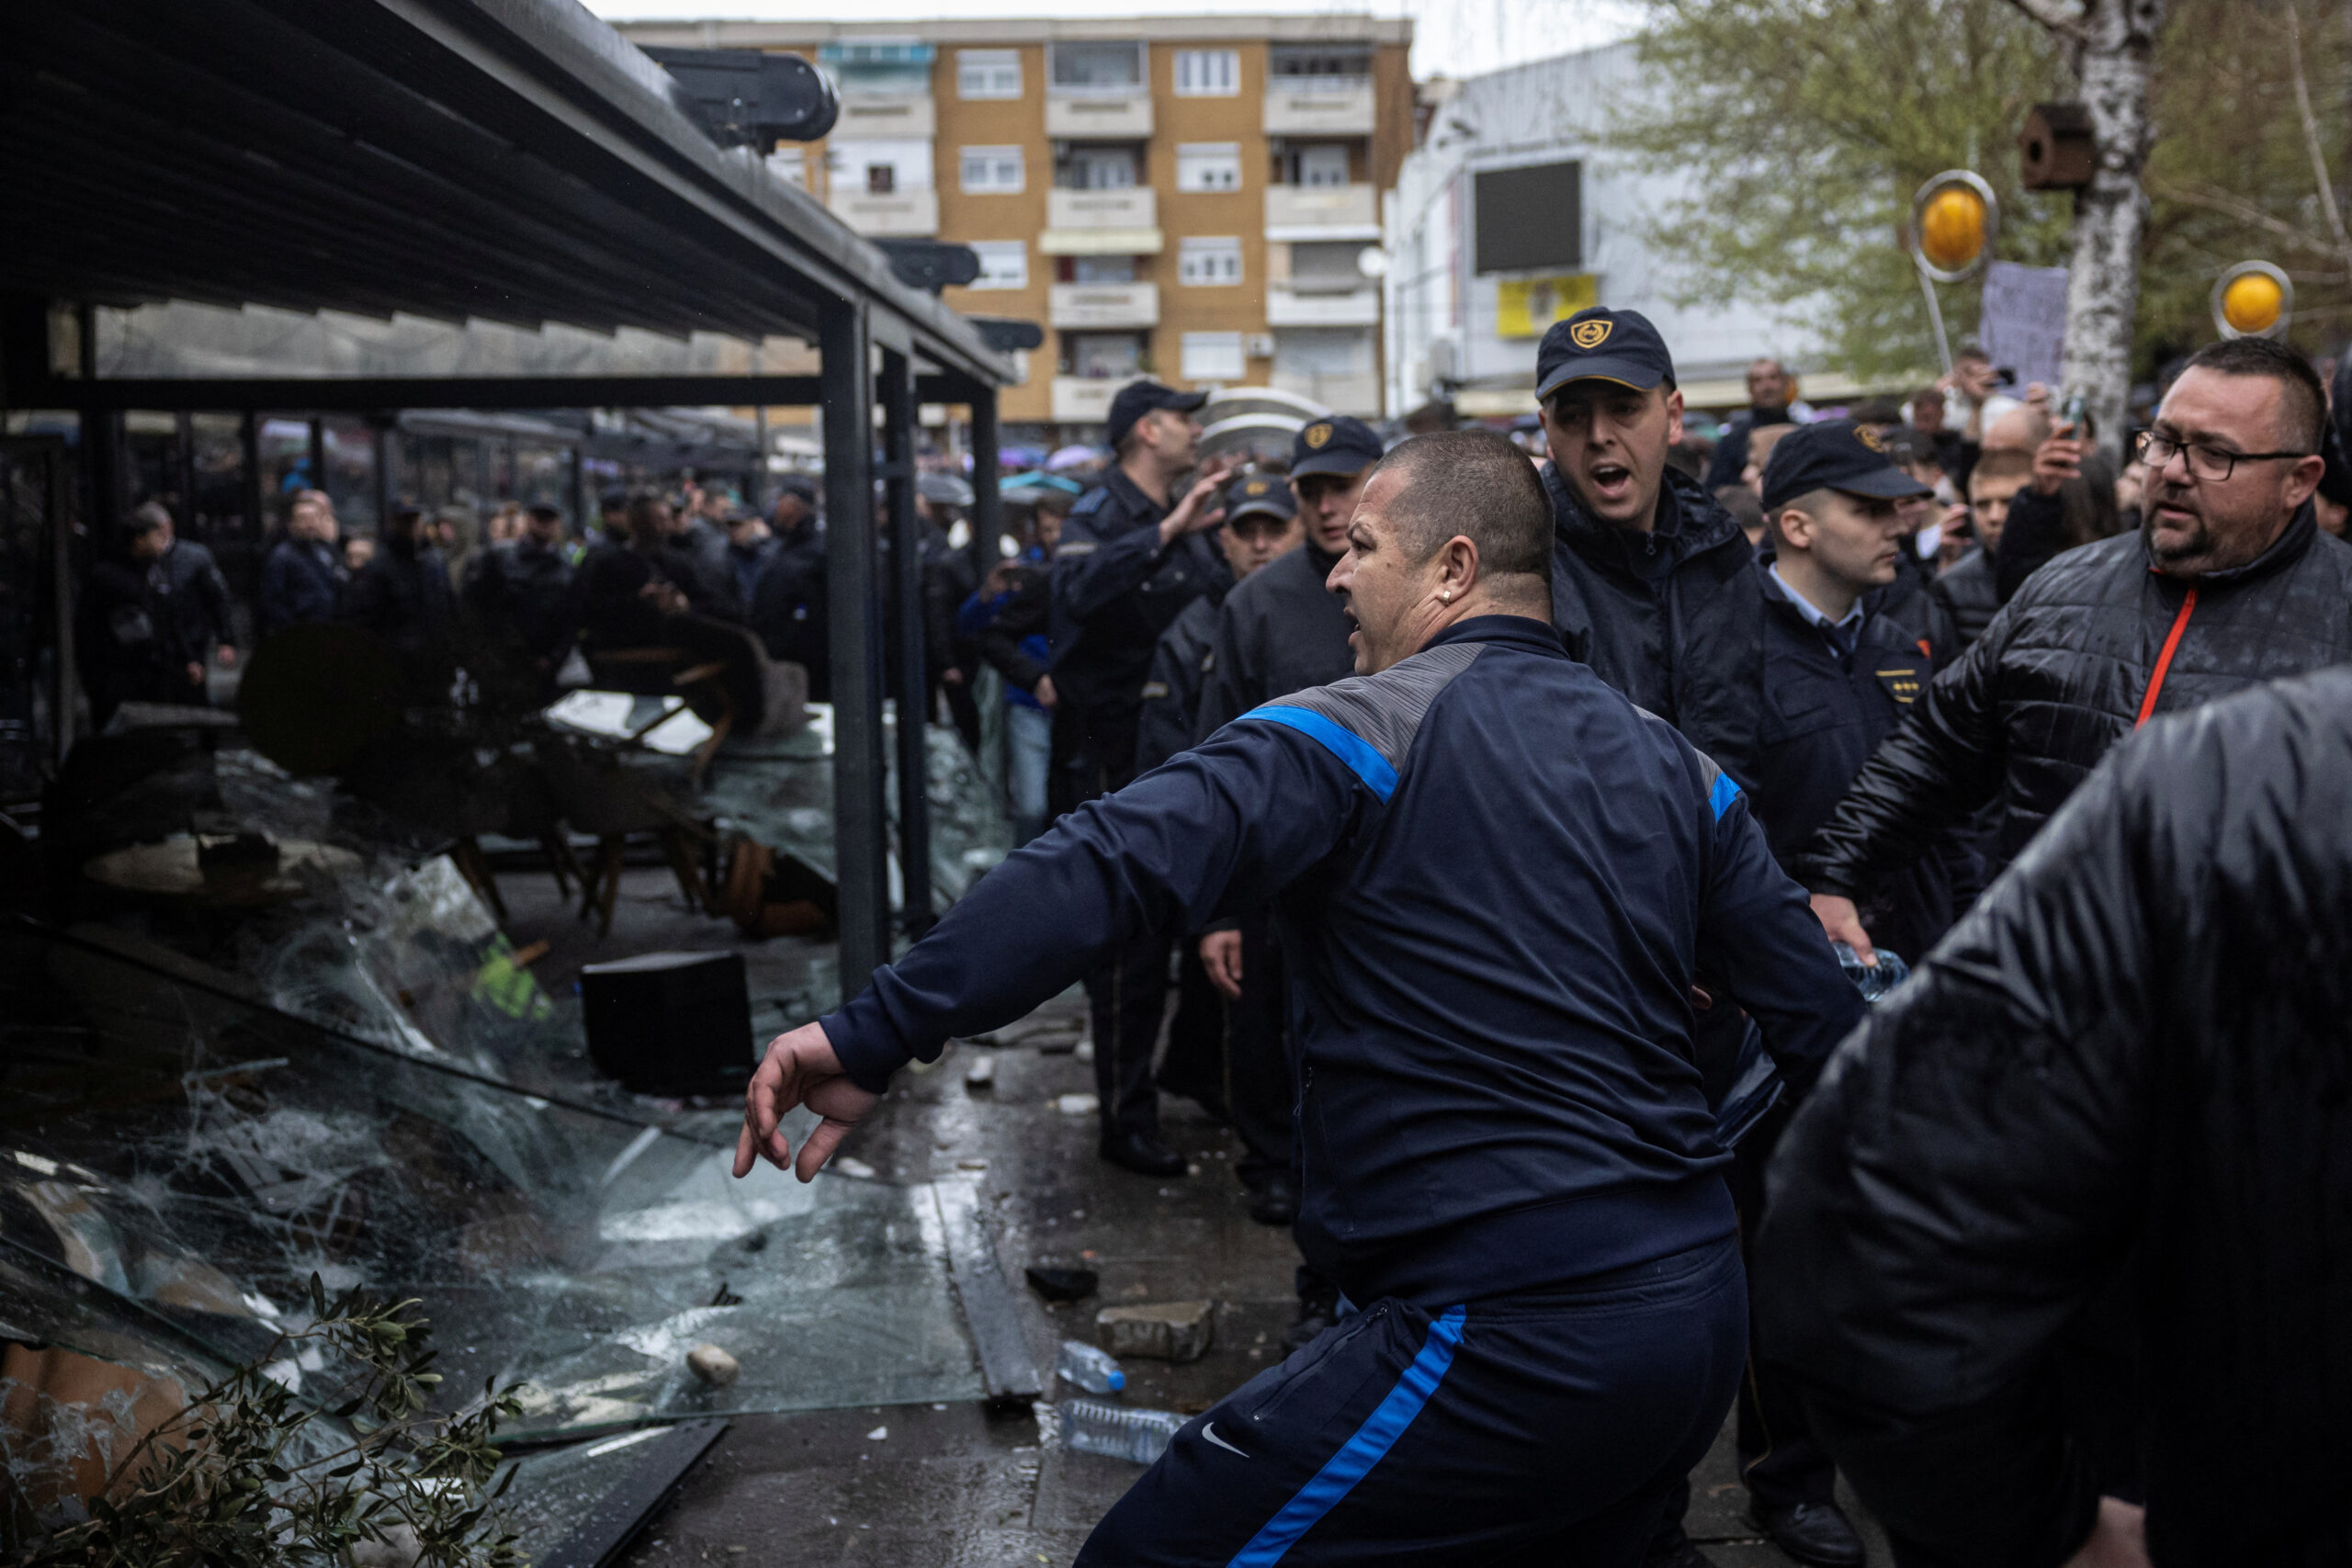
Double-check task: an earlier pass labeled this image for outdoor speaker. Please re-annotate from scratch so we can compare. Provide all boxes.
[580,950,754,1097]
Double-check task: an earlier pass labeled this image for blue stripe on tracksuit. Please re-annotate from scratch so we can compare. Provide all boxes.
[1246,704,1399,802]
[1227,1307,1467,1566]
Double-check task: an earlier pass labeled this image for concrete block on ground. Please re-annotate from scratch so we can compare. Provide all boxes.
[1095,1300,1215,1363]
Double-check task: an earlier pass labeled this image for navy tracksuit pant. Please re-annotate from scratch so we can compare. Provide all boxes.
[1077,1237,1747,1567]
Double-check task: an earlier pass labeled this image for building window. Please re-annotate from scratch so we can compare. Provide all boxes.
[1179,237,1243,287]
[1072,255,1136,283]
[1182,332,1247,380]
[1051,41,1145,93]
[1288,144,1351,187]
[1288,241,1365,285]
[1057,145,1140,190]
[1176,142,1242,193]
[830,139,933,195]
[1068,333,1144,378]
[956,49,1022,99]
[967,242,1027,290]
[959,145,1025,194]
[1270,44,1373,86]
[1173,50,1239,96]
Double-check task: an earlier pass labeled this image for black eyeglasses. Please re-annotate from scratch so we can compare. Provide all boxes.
[2135,430,2311,483]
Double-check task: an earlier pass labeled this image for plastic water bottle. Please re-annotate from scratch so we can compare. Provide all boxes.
[1832,942,1910,1003]
[1058,1398,1185,1464]
[1056,1340,1126,1395]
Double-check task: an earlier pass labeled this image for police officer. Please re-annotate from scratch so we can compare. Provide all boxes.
[1191,417,1377,1247]
[1535,309,1868,1568]
[737,431,1862,1565]
[1136,472,1305,1216]
[1052,379,1237,1176]
[1725,422,1984,1568]
[77,502,237,729]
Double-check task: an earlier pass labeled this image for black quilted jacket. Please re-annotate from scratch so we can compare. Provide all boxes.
[1543,463,1766,788]
[1757,668,2352,1568]
[1799,506,2352,895]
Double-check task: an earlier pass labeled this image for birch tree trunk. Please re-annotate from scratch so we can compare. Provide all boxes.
[2054,0,2165,459]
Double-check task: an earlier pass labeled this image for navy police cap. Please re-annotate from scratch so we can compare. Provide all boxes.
[1290,414,1385,479]
[1223,471,1298,524]
[1106,379,1209,448]
[1759,419,1934,513]
[1534,308,1676,402]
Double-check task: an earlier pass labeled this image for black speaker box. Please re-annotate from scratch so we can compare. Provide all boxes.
[580,950,754,1096]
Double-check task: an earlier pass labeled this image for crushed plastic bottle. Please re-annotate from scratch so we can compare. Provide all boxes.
[1058,1398,1185,1464]
[1832,942,1910,1003]
[1057,1339,1126,1394]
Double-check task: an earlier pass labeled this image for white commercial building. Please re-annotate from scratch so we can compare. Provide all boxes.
[1385,43,1859,421]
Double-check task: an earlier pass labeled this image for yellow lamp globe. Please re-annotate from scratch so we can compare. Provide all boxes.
[1919,187,1988,273]
[2221,270,2285,335]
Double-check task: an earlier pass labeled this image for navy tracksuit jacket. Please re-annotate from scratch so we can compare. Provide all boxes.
[824,615,1862,1563]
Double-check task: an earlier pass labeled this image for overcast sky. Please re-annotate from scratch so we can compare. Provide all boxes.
[582,0,1641,81]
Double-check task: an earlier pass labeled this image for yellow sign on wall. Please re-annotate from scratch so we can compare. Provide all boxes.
[1496,274,1599,339]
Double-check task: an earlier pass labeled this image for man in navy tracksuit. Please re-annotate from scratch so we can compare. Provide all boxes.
[737,432,1862,1564]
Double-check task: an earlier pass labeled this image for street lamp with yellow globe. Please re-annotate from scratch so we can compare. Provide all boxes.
[1908,170,1999,372]
[2212,261,2291,340]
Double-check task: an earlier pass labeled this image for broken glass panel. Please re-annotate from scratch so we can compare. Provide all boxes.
[0,921,988,1452]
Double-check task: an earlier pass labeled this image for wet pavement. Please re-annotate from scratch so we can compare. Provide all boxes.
[498,866,1886,1567]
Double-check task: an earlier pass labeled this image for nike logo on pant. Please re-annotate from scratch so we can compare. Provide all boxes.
[1202,1422,1249,1459]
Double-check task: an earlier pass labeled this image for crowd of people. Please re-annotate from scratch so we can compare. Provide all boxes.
[739,310,2352,1568]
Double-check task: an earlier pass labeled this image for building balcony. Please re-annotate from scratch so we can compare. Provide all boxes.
[1040,187,1162,254]
[833,92,935,139]
[1045,92,1153,139]
[1049,282,1160,330]
[1271,367,1382,417]
[1266,284,1381,327]
[826,187,939,238]
[1052,375,1140,423]
[1264,183,1380,241]
[1263,78,1375,136]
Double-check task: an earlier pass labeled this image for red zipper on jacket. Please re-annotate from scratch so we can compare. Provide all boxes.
[2134,585,2198,728]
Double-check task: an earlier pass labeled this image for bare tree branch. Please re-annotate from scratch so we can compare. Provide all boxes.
[2282,6,2352,274]
[2146,174,2338,250]
[2002,0,2089,44]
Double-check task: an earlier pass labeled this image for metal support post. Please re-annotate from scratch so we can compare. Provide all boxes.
[968,388,1004,584]
[880,349,933,935]
[1915,259,1954,378]
[567,442,586,535]
[370,420,393,528]
[239,411,264,538]
[820,300,892,997]
[307,417,325,502]
[174,412,196,533]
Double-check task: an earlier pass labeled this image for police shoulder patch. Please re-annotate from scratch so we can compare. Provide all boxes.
[1873,664,1923,705]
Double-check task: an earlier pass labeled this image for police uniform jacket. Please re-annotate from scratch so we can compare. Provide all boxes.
[822,615,1862,1306]
[1193,541,1357,739]
[258,536,345,637]
[1543,462,1766,788]
[1050,466,1230,782]
[1133,592,1222,777]
[1751,562,1975,965]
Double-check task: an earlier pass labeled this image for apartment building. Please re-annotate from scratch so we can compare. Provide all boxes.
[616,17,1415,442]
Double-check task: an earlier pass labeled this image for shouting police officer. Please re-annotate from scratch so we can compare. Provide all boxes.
[737,431,1860,1565]
[1052,379,1237,1176]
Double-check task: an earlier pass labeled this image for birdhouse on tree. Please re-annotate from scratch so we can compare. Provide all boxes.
[2018,103,2096,192]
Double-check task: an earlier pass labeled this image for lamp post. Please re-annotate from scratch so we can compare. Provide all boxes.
[1907,170,1999,375]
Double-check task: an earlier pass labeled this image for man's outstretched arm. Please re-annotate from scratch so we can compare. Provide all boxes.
[735,718,1376,1179]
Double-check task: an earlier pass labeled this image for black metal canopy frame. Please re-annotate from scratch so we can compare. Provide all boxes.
[0,0,1025,995]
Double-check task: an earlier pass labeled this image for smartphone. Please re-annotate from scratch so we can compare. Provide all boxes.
[1992,367,2018,389]
[2058,393,2092,439]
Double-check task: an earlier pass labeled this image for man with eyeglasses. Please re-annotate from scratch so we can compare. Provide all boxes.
[1804,333,2352,951]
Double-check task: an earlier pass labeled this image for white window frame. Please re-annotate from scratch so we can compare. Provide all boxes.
[958,145,1025,194]
[1178,236,1244,288]
[1173,49,1239,97]
[966,241,1028,291]
[956,49,1023,100]
[1176,142,1242,194]
[1181,332,1247,380]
